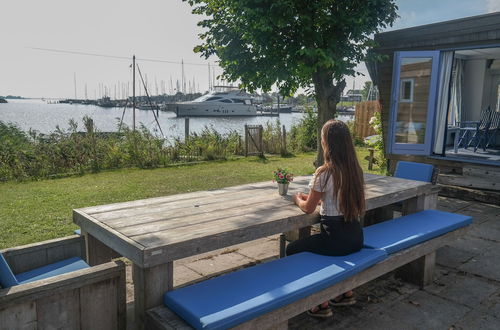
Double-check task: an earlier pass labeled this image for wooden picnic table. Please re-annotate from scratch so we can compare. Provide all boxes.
[73,173,437,326]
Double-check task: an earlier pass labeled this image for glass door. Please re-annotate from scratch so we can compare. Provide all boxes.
[389,51,440,155]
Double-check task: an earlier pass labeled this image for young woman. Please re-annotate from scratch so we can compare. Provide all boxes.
[289,119,365,318]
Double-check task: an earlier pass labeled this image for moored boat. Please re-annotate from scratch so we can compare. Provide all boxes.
[167,86,257,117]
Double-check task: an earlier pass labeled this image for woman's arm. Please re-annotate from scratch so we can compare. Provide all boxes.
[292,190,323,214]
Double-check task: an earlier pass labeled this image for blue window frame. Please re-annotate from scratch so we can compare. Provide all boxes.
[389,51,441,155]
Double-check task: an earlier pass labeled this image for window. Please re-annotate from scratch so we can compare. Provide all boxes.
[206,97,222,102]
[231,99,245,104]
[400,79,414,102]
[220,99,233,103]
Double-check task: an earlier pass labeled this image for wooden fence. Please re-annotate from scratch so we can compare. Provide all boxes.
[354,101,381,139]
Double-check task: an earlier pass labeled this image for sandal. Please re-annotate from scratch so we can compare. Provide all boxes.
[330,293,356,306]
[307,304,332,318]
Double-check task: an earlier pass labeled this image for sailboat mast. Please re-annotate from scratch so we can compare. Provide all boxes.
[133,55,136,132]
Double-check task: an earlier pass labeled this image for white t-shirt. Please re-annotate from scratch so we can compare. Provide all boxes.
[309,170,338,216]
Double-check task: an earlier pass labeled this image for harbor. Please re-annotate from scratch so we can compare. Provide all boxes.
[0,98,354,140]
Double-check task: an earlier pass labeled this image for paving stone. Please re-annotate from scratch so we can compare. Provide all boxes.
[235,236,280,262]
[436,245,476,269]
[184,250,256,277]
[446,235,493,254]
[454,308,500,330]
[340,311,418,330]
[480,289,500,317]
[428,272,498,308]
[459,243,500,281]
[173,264,204,288]
[457,203,500,224]
[468,222,500,243]
[384,290,471,329]
[437,197,472,213]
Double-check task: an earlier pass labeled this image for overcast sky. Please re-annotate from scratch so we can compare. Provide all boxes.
[1,0,500,98]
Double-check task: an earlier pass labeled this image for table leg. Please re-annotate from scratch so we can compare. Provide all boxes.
[399,193,438,287]
[83,231,119,266]
[133,262,173,329]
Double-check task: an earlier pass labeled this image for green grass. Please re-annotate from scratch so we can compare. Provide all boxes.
[0,148,381,249]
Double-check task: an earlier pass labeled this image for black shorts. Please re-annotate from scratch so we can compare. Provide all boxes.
[286,216,364,257]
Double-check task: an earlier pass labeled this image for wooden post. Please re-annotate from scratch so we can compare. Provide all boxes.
[279,234,286,258]
[184,117,190,142]
[282,125,287,155]
[259,125,264,157]
[368,147,374,170]
[133,262,173,329]
[397,192,438,287]
[244,125,248,157]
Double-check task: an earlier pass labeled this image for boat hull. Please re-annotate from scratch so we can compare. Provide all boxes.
[169,103,257,117]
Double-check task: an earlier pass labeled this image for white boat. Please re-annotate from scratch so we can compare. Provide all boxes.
[168,87,257,117]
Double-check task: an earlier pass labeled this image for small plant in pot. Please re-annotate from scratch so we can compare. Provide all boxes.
[273,168,294,195]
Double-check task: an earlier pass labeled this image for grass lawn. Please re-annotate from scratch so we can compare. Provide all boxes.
[0,148,381,249]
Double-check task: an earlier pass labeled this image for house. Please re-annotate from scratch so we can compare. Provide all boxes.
[369,12,500,201]
[342,89,364,102]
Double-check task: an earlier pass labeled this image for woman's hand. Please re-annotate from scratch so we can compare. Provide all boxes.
[292,193,308,205]
[293,190,323,214]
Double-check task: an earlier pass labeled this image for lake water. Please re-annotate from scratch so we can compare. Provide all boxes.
[0,99,353,141]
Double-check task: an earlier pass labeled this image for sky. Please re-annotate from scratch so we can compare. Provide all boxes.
[1,0,500,99]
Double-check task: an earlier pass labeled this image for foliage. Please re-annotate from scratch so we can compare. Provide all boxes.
[0,118,240,181]
[346,120,366,147]
[262,120,286,156]
[273,168,294,184]
[186,0,398,95]
[366,111,387,172]
[289,107,318,152]
[185,0,397,166]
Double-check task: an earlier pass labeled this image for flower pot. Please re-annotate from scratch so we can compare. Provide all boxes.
[278,183,289,196]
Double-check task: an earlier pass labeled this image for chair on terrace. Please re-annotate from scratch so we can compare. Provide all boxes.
[394,161,438,184]
[486,110,500,149]
[456,107,491,152]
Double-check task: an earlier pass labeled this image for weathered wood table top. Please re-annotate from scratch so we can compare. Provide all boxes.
[73,174,434,268]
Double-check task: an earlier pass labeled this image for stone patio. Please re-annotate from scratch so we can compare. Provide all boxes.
[126,197,500,329]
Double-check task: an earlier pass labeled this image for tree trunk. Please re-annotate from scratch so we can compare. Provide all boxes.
[312,69,346,167]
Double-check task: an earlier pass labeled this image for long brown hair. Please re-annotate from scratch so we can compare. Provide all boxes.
[316,120,365,221]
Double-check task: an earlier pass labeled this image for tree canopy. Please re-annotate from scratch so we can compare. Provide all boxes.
[185,0,398,165]
[187,0,397,95]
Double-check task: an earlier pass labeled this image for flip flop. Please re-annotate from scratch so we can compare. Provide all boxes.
[307,305,332,318]
[330,293,356,306]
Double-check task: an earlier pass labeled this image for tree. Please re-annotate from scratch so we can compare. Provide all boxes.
[185,0,398,165]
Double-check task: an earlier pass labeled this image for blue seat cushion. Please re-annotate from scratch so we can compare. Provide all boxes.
[15,257,90,284]
[0,253,19,288]
[363,210,472,254]
[395,161,434,182]
[164,249,387,330]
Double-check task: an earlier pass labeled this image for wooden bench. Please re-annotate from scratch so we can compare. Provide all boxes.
[0,235,126,330]
[145,210,471,330]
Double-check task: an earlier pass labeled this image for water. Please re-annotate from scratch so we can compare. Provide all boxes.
[0,99,354,141]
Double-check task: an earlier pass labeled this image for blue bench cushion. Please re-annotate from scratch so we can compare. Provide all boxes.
[164,249,387,330]
[0,253,19,287]
[363,210,472,254]
[15,257,90,285]
[395,161,434,182]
